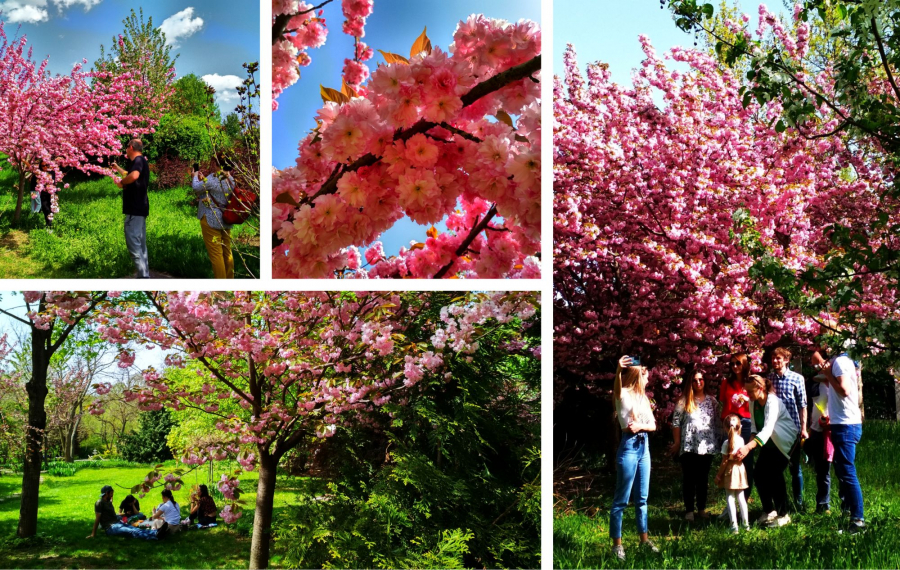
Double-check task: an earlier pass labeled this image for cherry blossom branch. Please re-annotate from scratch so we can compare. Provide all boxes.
[273,54,541,246]
[273,0,335,45]
[871,17,900,105]
[432,204,498,279]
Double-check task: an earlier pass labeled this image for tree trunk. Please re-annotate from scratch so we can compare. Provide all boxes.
[17,327,51,538]
[14,170,27,224]
[248,452,278,569]
[894,372,900,421]
[64,412,81,463]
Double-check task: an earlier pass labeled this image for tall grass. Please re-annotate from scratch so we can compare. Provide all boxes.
[554,419,900,569]
[0,175,259,278]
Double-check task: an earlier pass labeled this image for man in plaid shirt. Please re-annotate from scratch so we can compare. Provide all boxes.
[768,347,808,511]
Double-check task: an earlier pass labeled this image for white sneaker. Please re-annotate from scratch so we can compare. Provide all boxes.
[612,545,626,561]
[684,511,695,521]
[768,514,791,528]
[757,511,776,525]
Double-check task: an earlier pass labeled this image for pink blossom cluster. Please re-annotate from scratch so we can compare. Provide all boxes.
[554,33,899,411]
[273,1,329,110]
[273,16,541,278]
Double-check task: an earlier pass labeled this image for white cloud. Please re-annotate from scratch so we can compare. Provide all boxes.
[0,0,100,24]
[202,73,243,110]
[52,0,101,10]
[0,1,49,24]
[159,7,203,47]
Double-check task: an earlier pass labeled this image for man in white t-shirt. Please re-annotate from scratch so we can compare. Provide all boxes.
[809,348,865,534]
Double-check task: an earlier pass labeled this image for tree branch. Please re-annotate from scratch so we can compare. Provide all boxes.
[432,204,498,278]
[871,17,900,106]
[272,0,334,45]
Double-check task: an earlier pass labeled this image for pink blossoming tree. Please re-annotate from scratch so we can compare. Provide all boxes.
[90,290,538,569]
[272,9,541,278]
[553,37,898,417]
[0,291,108,538]
[0,21,155,224]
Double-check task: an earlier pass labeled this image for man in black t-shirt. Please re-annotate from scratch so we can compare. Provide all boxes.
[113,139,151,278]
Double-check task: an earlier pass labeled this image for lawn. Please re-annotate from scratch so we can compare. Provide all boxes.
[554,420,900,569]
[0,165,259,279]
[0,462,315,569]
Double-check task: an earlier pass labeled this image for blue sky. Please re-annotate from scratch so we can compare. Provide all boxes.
[553,0,786,88]
[273,0,540,259]
[0,0,259,111]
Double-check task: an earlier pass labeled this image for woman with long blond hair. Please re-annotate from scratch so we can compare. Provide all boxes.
[609,355,658,562]
[668,367,720,521]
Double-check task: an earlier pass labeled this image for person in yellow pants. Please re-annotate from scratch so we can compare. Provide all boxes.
[192,163,235,279]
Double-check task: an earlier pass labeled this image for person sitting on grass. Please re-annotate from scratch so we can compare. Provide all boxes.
[118,494,146,524]
[140,489,182,530]
[189,484,218,526]
[89,485,167,540]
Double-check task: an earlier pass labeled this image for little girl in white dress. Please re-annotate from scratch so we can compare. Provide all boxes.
[715,413,749,533]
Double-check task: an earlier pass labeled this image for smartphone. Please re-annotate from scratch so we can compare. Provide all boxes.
[192,163,200,172]
[629,355,641,366]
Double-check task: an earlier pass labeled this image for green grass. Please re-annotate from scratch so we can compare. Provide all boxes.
[554,420,900,569]
[0,462,317,568]
[0,171,259,279]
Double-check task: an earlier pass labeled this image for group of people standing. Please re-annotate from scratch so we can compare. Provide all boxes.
[608,345,866,561]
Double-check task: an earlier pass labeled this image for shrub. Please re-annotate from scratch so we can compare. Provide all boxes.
[119,410,177,463]
[46,462,78,477]
[148,113,217,163]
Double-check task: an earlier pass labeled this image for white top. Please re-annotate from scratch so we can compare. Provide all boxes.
[828,356,861,425]
[750,393,799,459]
[720,434,746,456]
[614,389,656,431]
[155,500,181,525]
[808,383,828,433]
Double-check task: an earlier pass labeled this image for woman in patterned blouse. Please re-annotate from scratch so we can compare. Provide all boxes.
[669,368,722,521]
[189,484,218,525]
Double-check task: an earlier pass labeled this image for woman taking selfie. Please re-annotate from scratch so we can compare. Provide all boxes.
[610,355,659,561]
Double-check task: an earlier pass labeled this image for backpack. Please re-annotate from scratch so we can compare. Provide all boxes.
[222,180,258,225]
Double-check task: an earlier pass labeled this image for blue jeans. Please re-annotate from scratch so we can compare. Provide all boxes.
[124,215,149,278]
[789,435,804,508]
[105,522,158,540]
[740,417,756,501]
[831,423,864,521]
[609,432,650,539]
[806,430,832,509]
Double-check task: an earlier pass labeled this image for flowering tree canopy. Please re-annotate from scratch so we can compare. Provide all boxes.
[665,0,900,370]
[553,36,898,415]
[88,290,538,569]
[0,21,155,222]
[272,13,541,278]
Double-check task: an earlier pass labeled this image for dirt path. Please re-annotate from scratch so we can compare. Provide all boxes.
[0,230,46,278]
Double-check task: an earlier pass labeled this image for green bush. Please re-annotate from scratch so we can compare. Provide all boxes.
[148,113,217,163]
[46,462,78,477]
[119,410,177,464]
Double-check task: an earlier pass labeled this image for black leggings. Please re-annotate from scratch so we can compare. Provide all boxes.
[681,452,714,513]
[40,190,52,228]
[189,512,216,525]
[755,441,790,516]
